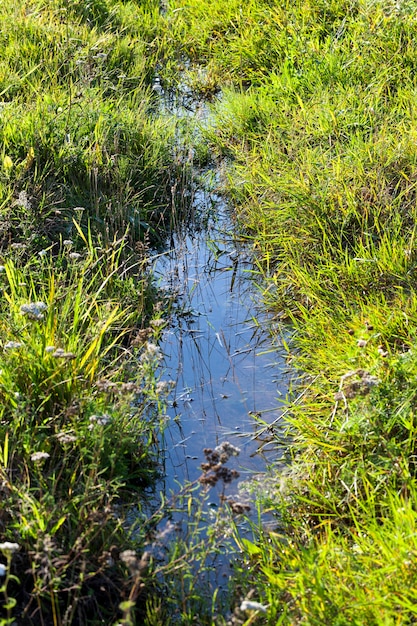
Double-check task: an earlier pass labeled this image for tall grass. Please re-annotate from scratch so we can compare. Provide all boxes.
[5,0,417,622]
[0,233,171,624]
[152,0,417,623]
[0,0,196,622]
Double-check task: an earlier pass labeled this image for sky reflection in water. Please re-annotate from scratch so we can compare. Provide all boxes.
[154,196,288,495]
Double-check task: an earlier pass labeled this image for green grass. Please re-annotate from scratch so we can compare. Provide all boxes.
[0,0,192,622]
[0,0,185,253]
[4,0,417,622]
[149,0,417,623]
[0,233,171,623]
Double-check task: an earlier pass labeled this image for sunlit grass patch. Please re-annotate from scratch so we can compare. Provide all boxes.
[0,91,178,249]
[158,0,417,622]
[237,489,417,625]
[0,0,183,254]
[4,0,417,620]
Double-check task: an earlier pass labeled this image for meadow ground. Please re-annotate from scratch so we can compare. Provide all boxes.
[2,0,417,624]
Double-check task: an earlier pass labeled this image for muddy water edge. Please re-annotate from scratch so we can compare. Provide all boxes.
[148,90,291,610]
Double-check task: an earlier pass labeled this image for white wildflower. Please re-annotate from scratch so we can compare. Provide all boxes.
[140,342,162,362]
[0,542,20,555]
[31,451,50,462]
[45,345,55,353]
[63,239,73,247]
[69,252,82,260]
[155,381,170,395]
[120,549,137,566]
[52,348,76,360]
[240,600,268,613]
[214,441,241,461]
[89,413,111,427]
[150,319,165,328]
[4,341,23,350]
[0,563,6,576]
[56,432,77,444]
[20,302,48,321]
[38,249,48,258]
[16,190,30,209]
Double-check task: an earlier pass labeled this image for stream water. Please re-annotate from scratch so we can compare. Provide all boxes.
[153,183,288,504]
[146,92,290,605]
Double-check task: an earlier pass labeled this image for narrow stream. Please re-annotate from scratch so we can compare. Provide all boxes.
[146,92,290,606]
[154,184,288,502]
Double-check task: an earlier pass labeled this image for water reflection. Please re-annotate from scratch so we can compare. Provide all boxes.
[153,191,288,496]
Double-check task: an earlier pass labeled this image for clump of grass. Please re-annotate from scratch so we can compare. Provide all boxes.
[0,0,187,254]
[235,487,417,625]
[0,231,172,623]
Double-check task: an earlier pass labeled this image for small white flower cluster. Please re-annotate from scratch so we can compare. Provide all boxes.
[240,600,268,613]
[56,432,77,445]
[47,347,76,360]
[20,301,47,321]
[214,441,241,462]
[140,342,162,363]
[119,549,150,576]
[30,451,50,462]
[0,541,20,576]
[0,541,20,577]
[96,379,141,395]
[89,413,112,429]
[155,380,171,395]
[150,318,165,329]
[4,341,23,350]
[0,542,20,555]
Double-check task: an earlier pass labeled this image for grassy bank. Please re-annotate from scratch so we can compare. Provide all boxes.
[0,0,189,623]
[159,0,417,623]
